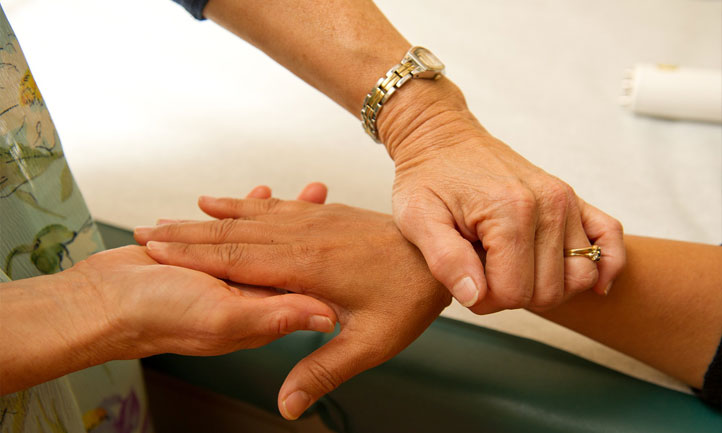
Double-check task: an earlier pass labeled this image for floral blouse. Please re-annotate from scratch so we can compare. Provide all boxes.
[0,5,151,433]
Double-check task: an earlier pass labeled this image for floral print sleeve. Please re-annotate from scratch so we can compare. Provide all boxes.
[0,5,151,433]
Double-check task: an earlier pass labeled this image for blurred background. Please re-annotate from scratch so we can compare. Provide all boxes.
[4,0,720,392]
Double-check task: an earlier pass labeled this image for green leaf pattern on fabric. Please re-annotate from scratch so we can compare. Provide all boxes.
[60,165,73,202]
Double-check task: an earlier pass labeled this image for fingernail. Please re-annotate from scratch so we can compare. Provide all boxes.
[282,390,311,420]
[156,219,178,225]
[134,226,153,237]
[199,195,218,203]
[452,276,479,307]
[308,315,335,333]
[145,241,165,251]
[604,282,613,296]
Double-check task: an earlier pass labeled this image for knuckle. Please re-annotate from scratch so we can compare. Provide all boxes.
[530,285,564,310]
[283,244,319,290]
[426,248,458,280]
[271,311,292,335]
[289,243,317,265]
[210,218,236,242]
[565,265,599,294]
[506,188,537,222]
[225,198,245,214]
[217,243,245,268]
[608,217,624,235]
[154,223,177,239]
[174,242,195,258]
[264,197,283,212]
[497,286,534,309]
[305,358,343,394]
[544,182,574,215]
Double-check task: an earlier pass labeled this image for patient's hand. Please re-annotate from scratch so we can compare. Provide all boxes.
[134,195,451,420]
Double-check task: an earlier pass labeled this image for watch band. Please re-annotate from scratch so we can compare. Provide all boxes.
[361,57,418,143]
[361,46,444,144]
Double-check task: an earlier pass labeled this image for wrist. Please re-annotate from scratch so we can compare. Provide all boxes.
[66,260,146,361]
[375,77,479,162]
[0,270,117,393]
[64,264,129,361]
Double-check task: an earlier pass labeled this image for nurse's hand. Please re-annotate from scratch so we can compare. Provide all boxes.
[134,196,451,420]
[0,245,337,395]
[379,79,626,313]
[73,245,337,357]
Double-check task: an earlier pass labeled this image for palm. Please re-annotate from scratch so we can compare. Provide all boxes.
[75,246,335,357]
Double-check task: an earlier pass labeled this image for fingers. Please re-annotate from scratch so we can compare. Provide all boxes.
[244,183,327,203]
[144,241,300,289]
[395,202,486,307]
[245,182,328,203]
[471,199,536,314]
[561,201,599,297]
[222,293,336,341]
[529,213,565,309]
[134,219,282,246]
[155,218,194,225]
[277,330,384,420]
[246,185,272,199]
[578,199,625,295]
[198,196,311,220]
[296,182,328,204]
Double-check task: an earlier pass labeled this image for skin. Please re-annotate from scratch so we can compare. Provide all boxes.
[135,184,722,419]
[0,186,337,396]
[135,195,451,420]
[201,0,626,313]
[537,235,722,389]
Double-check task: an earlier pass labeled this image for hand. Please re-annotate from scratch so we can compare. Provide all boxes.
[70,245,337,359]
[133,191,451,420]
[0,244,336,395]
[378,79,626,313]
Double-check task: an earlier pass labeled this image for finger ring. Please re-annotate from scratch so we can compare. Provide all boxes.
[565,245,601,262]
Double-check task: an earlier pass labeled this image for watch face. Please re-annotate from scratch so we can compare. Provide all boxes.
[411,47,444,70]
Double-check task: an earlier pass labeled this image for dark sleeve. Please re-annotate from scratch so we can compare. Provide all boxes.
[694,333,722,412]
[171,0,209,20]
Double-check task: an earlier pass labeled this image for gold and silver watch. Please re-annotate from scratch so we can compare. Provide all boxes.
[361,46,445,143]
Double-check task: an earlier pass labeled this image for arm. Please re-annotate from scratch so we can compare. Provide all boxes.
[203,0,410,115]
[0,273,114,394]
[536,235,722,389]
[0,246,336,395]
[185,0,627,314]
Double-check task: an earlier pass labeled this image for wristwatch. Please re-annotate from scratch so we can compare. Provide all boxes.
[361,46,446,143]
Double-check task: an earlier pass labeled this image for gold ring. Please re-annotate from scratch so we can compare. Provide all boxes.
[565,245,601,262]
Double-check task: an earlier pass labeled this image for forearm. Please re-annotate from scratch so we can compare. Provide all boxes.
[203,0,472,155]
[0,272,115,395]
[534,235,722,389]
[204,0,410,114]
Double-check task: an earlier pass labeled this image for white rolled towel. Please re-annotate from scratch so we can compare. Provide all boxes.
[621,63,722,124]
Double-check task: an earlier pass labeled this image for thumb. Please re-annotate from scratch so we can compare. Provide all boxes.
[277,330,386,420]
[401,217,487,308]
[226,293,337,341]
